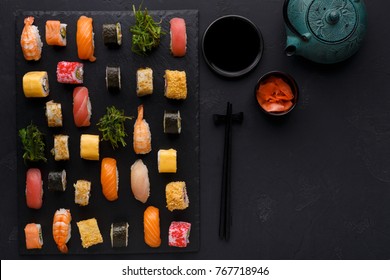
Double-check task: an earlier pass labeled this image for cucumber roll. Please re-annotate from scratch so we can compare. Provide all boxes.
[163,110,181,134]
[105,66,121,92]
[102,23,122,46]
[110,222,129,248]
[48,170,67,191]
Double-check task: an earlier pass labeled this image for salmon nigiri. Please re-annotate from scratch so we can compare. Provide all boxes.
[20,16,43,61]
[130,159,150,203]
[144,206,161,248]
[133,105,151,154]
[45,20,67,46]
[24,223,43,249]
[52,208,71,253]
[76,16,96,62]
[73,86,91,127]
[101,157,118,201]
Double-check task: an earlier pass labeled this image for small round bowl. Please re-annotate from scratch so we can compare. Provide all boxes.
[202,15,264,78]
[255,71,299,116]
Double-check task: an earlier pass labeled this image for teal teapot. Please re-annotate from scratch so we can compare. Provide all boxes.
[283,0,367,64]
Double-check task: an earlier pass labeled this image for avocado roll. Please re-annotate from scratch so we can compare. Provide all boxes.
[110,222,129,248]
[105,66,121,92]
[102,23,122,46]
[48,170,67,191]
[163,110,181,134]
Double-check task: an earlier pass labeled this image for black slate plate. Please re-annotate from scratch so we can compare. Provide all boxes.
[15,10,199,255]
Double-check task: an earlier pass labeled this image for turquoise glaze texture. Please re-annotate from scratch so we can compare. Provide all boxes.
[283,0,367,64]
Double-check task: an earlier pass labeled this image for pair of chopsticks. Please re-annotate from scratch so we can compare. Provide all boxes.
[214,102,243,241]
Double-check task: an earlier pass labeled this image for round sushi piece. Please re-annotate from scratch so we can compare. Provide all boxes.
[163,110,181,134]
[24,223,43,249]
[48,170,67,191]
[105,66,121,92]
[74,180,91,206]
[77,16,96,62]
[102,23,122,46]
[101,157,118,201]
[110,222,129,248]
[23,71,49,98]
[170,18,187,57]
[168,221,191,248]
[20,16,43,61]
[80,134,99,160]
[26,168,43,209]
[165,181,189,211]
[73,86,91,127]
[46,100,63,127]
[45,20,67,46]
[57,61,84,84]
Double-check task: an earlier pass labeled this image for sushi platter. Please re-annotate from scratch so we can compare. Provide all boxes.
[15,10,199,254]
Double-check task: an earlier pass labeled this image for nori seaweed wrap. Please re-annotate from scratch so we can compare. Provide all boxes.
[102,23,122,46]
[105,66,121,92]
[110,222,129,248]
[163,110,181,134]
[48,170,67,191]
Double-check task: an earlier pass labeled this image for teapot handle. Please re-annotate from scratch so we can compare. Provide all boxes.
[283,0,309,42]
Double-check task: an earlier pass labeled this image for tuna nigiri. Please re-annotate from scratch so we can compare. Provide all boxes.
[133,105,152,154]
[73,86,91,127]
[130,159,150,203]
[26,168,43,209]
[144,206,161,248]
[170,18,187,57]
[77,16,96,62]
[20,16,43,61]
[24,223,43,249]
[45,20,67,46]
[101,158,118,201]
[52,208,71,253]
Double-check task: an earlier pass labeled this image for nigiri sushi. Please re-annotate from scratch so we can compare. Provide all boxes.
[77,16,96,62]
[25,168,43,209]
[20,16,43,61]
[24,223,43,249]
[73,86,91,127]
[52,208,71,253]
[170,18,187,57]
[130,159,150,203]
[133,105,152,154]
[45,20,67,46]
[143,206,161,248]
[101,157,118,201]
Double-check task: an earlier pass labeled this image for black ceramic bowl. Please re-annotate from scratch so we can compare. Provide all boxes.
[202,15,264,78]
[255,71,299,116]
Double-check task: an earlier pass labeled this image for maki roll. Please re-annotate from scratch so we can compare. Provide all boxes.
[158,149,177,173]
[102,23,122,46]
[52,134,69,161]
[23,71,49,98]
[57,61,84,84]
[20,16,43,61]
[45,20,67,46]
[45,100,63,127]
[136,67,153,96]
[48,170,67,191]
[80,134,99,160]
[168,221,191,248]
[74,180,91,206]
[163,110,181,134]
[105,66,121,92]
[24,223,43,249]
[110,222,129,248]
[165,181,189,211]
[164,70,187,100]
[76,218,103,248]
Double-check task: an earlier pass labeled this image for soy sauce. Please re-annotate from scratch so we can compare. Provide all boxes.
[203,16,262,76]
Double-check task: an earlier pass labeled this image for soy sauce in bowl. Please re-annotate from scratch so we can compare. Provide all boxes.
[202,15,263,78]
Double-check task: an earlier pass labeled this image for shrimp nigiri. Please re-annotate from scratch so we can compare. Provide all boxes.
[101,157,118,201]
[20,16,43,61]
[76,16,96,62]
[52,208,72,253]
[133,105,151,154]
[144,206,161,248]
[130,159,150,203]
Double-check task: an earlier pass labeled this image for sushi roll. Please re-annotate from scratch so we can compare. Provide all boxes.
[77,16,96,62]
[101,157,118,201]
[57,61,84,84]
[158,149,177,173]
[73,86,91,127]
[164,70,187,100]
[130,159,150,203]
[45,20,67,46]
[52,134,69,161]
[168,221,191,248]
[45,100,63,127]
[105,66,121,92]
[23,71,49,98]
[136,67,153,96]
[102,23,122,46]
[143,206,161,248]
[133,105,152,154]
[80,134,99,160]
[110,222,129,248]
[76,218,103,248]
[170,18,187,57]
[163,110,181,134]
[165,181,189,211]
[20,16,42,61]
[24,223,43,249]
[52,208,71,253]
[48,170,67,191]
[74,180,91,206]
[25,168,43,209]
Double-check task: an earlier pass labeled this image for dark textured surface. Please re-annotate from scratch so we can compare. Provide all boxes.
[1,0,390,260]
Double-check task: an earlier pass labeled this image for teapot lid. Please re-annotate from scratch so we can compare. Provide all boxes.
[307,0,358,43]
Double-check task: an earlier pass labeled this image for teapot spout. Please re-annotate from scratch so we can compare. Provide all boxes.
[285,36,301,57]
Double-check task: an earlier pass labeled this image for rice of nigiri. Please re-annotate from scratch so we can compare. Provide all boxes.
[26,168,43,209]
[101,158,118,201]
[73,86,91,127]
[130,159,150,203]
[143,206,161,248]
[76,16,96,62]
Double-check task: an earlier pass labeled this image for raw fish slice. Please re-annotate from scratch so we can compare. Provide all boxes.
[143,206,161,248]
[130,159,150,203]
[20,16,42,61]
[77,16,96,62]
[101,158,118,201]
[73,87,91,127]
[26,168,43,209]
[170,18,187,57]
